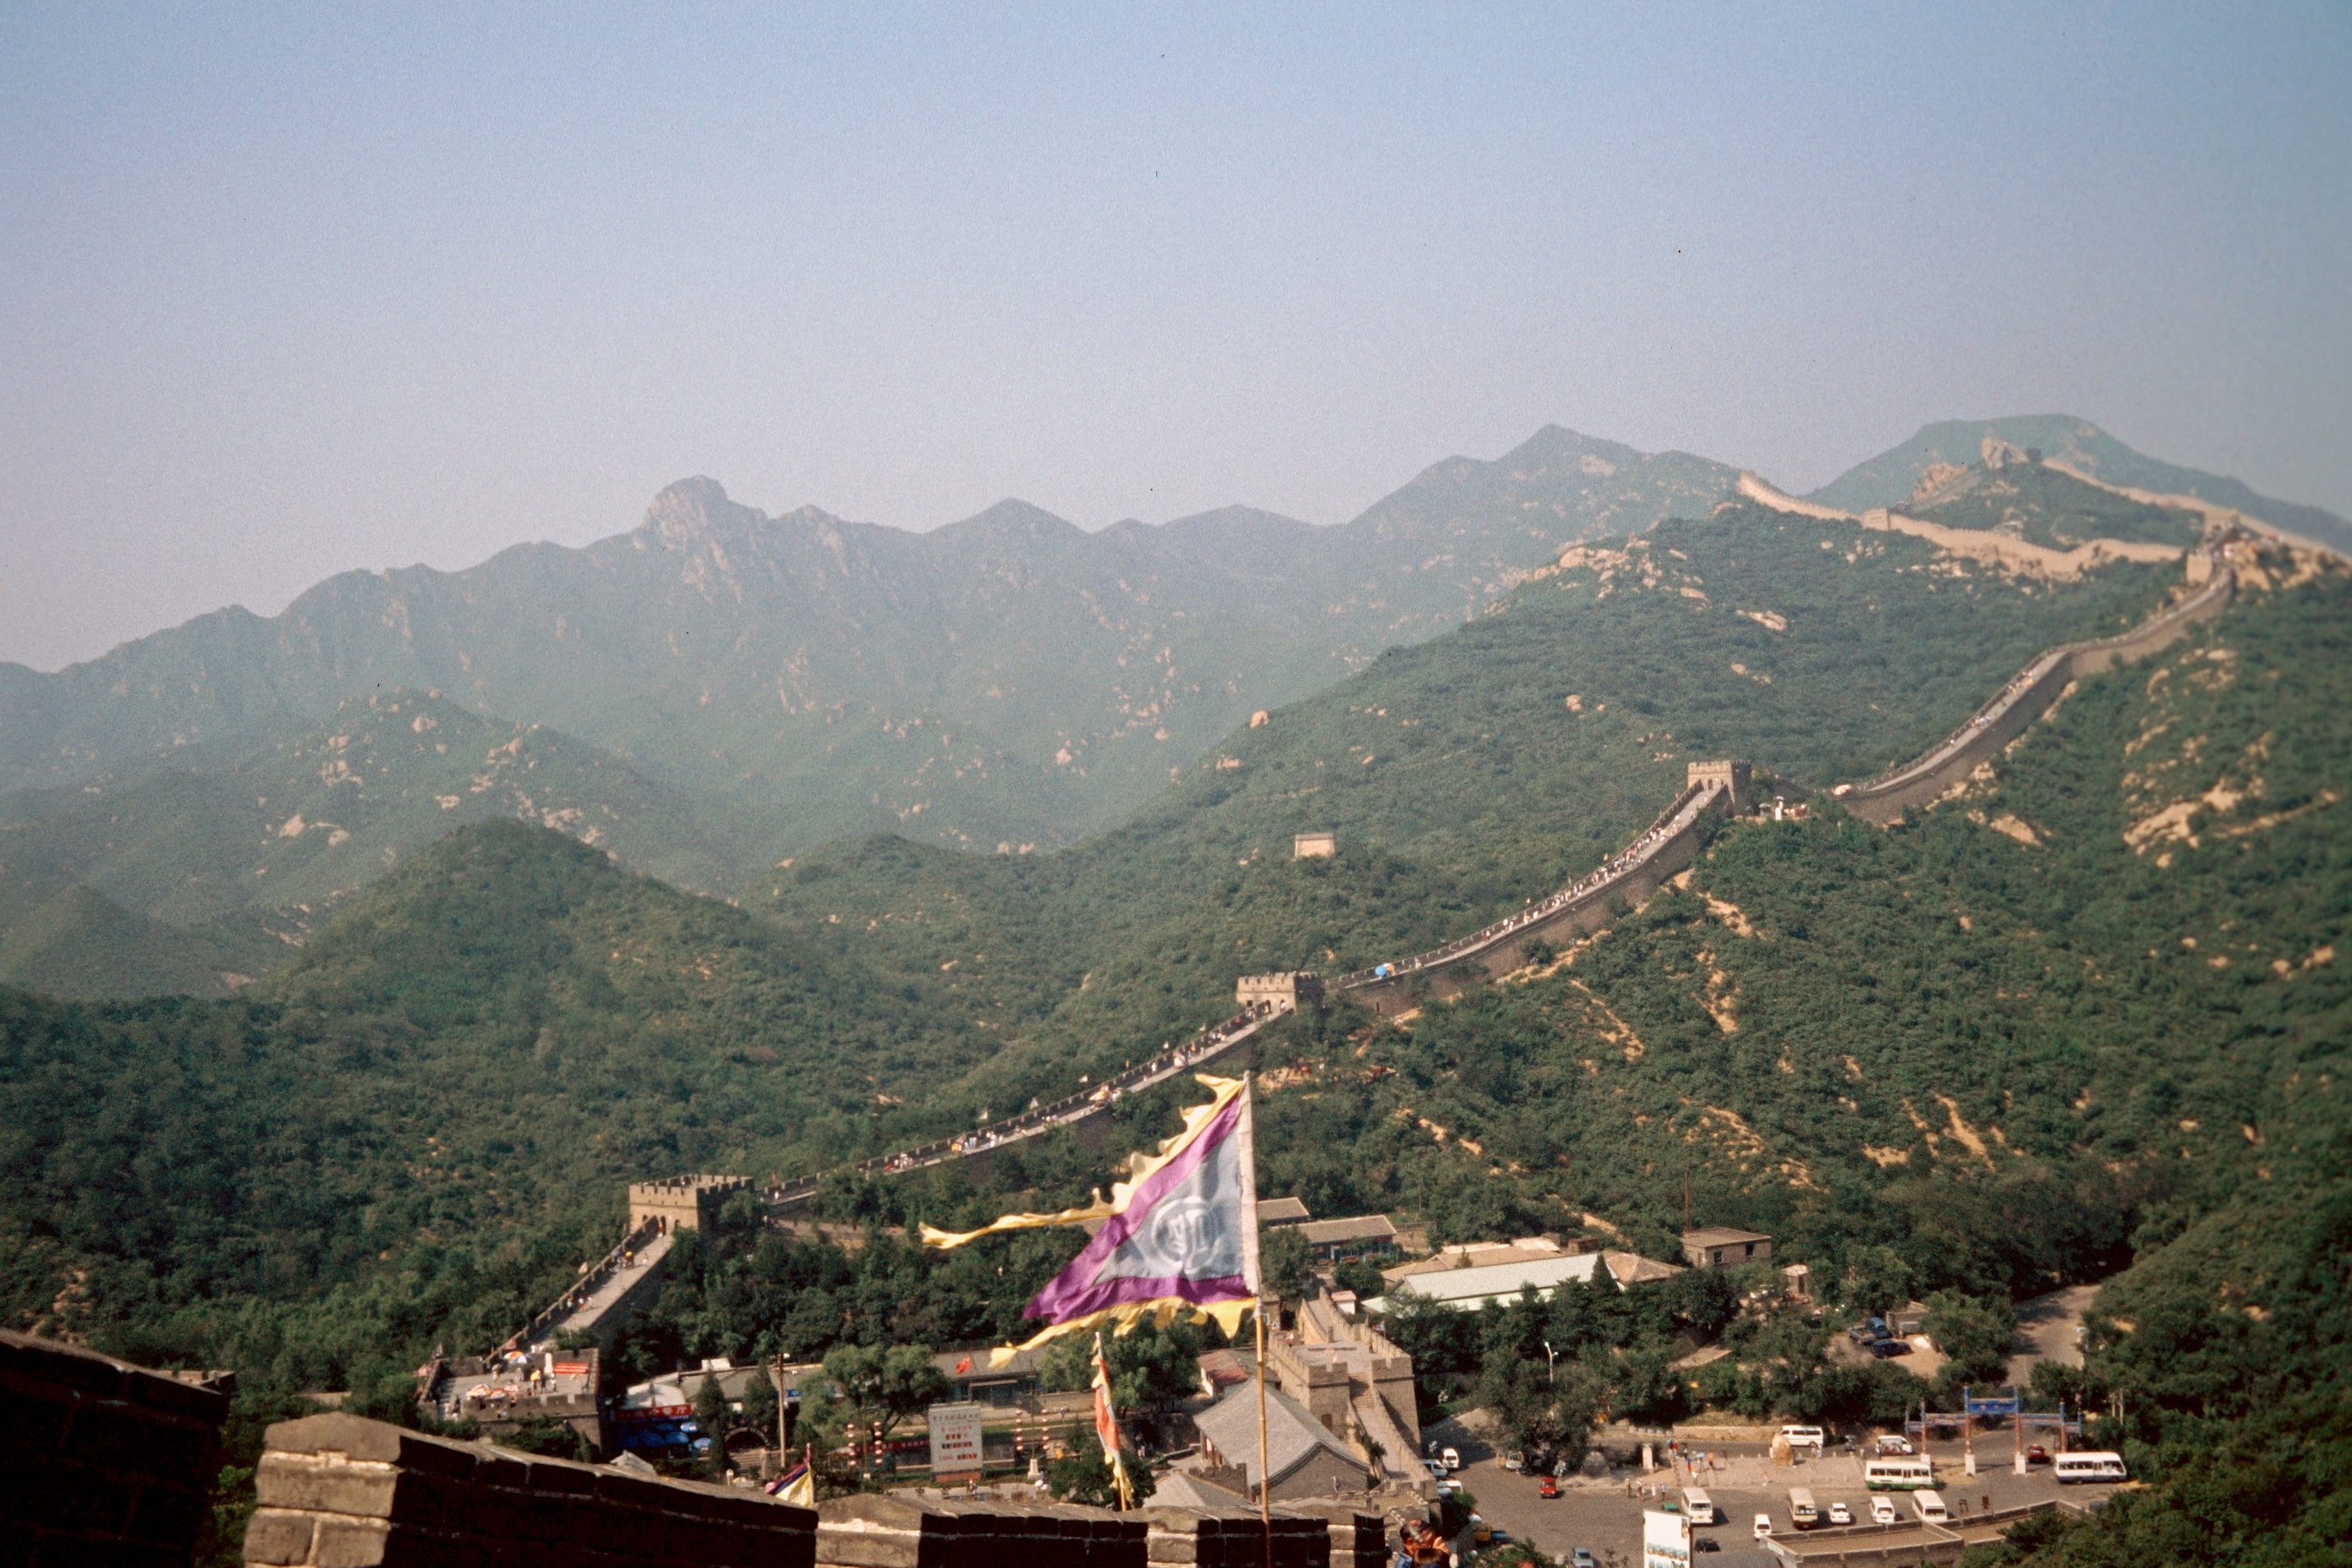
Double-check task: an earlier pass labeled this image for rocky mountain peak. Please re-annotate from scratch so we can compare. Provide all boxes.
[638,476,768,550]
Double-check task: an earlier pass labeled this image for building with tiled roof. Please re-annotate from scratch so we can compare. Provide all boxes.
[1192,1376,1371,1501]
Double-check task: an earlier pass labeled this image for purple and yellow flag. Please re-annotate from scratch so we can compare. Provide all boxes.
[921,1074,1261,1360]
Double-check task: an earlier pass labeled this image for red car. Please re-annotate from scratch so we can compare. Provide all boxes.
[1539,1475,1560,1499]
[2025,1445,2049,1465]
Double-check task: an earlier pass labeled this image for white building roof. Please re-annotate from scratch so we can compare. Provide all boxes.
[1368,1252,1606,1312]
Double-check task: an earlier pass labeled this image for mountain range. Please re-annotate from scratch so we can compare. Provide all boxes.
[0,417,2338,1001]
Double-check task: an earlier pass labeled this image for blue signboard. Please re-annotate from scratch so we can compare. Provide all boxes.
[1964,1393,2019,1418]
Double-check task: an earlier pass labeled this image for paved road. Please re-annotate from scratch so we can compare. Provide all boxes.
[2007,1283,2096,1385]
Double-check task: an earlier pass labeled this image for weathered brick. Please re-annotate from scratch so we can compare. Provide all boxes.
[256,1452,403,1518]
[125,1479,210,1548]
[243,1508,321,1565]
[260,1413,479,1478]
[0,1332,131,1401]
[311,1514,394,1568]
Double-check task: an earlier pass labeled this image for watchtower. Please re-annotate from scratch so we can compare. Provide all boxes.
[627,1174,751,1234]
[1686,759,1752,814]
[1236,972,1326,1010]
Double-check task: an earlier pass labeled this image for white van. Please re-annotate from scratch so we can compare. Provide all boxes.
[1682,1487,1716,1525]
[1871,1497,1897,1525]
[1912,1490,1949,1524]
[1753,1513,1773,1540]
[2054,1451,2128,1485]
[1779,1424,1827,1455]
[1442,1446,1461,1472]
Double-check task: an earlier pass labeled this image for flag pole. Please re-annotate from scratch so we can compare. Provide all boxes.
[1241,1070,1269,1563]
[1256,1302,1271,1542]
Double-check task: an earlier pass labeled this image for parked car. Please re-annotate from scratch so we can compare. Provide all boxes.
[1869,1338,1910,1357]
[1469,1516,1491,1546]
[1503,1454,1522,1473]
[1538,1474,1560,1499]
[1571,1551,1596,1568]
[1442,1447,1462,1472]
[1876,1435,1914,1455]
[1871,1498,1898,1525]
[1754,1514,1774,1540]
[2026,1444,2050,1465]
[1828,1502,1853,1525]
[1692,1538,1719,1553]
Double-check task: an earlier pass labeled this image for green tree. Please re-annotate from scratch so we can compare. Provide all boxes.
[1260,1228,1313,1302]
[820,1343,950,1436]
[1842,1246,1919,1320]
[495,1415,592,1462]
[1046,1444,1157,1508]
[1923,1290,2017,1389]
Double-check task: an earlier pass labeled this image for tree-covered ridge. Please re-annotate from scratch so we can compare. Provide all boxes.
[0,691,759,989]
[0,818,1020,1366]
[763,496,2188,1119]
[1803,414,2352,554]
[1904,459,2206,548]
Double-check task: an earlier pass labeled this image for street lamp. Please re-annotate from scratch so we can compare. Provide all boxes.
[1543,1341,1557,1384]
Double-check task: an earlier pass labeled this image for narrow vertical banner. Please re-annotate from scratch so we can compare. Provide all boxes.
[1092,1332,1133,1510]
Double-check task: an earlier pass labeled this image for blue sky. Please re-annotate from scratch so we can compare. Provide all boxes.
[4,2,2346,669]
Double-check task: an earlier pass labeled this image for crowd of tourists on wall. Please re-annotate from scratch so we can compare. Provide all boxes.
[1355,782,1717,985]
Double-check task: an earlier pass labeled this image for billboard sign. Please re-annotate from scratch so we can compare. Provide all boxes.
[928,1401,986,1479]
[1643,1509,1690,1568]
[1965,1392,2020,1418]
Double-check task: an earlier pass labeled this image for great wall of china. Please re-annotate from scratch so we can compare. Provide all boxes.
[529,478,2257,1352]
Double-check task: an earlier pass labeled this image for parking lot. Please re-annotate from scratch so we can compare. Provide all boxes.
[1447,1428,2122,1566]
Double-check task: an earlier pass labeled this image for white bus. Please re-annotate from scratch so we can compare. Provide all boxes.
[2054,1451,2128,1485]
[1912,1490,1949,1524]
[1682,1487,1717,1525]
[1788,1488,1818,1529]
[1865,1455,1935,1490]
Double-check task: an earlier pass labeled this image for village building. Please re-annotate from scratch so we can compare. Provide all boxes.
[1370,1250,1608,1314]
[1191,1377,1371,1501]
[1293,1214,1399,1262]
[1257,1196,1312,1226]
[930,1343,1048,1406]
[1680,1226,1773,1271]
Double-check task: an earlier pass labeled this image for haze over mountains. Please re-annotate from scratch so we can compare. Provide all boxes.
[0,416,2338,1001]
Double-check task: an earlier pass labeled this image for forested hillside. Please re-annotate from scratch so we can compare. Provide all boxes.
[0,818,1008,1378]
[761,485,2191,1114]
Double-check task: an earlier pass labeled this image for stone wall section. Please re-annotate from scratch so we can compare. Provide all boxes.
[1843,540,2236,825]
[1268,1503,1386,1568]
[1338,773,1733,1016]
[243,1412,816,1568]
[0,1328,230,1567]
[1135,1506,1329,1568]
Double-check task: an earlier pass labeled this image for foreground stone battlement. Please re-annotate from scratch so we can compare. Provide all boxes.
[0,1328,231,1567]
[246,1412,816,1568]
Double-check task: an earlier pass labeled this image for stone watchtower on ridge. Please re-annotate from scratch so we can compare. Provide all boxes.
[627,1175,751,1234]
[1687,759,1752,814]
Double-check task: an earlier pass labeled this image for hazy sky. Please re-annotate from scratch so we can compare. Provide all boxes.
[5,3,2346,671]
